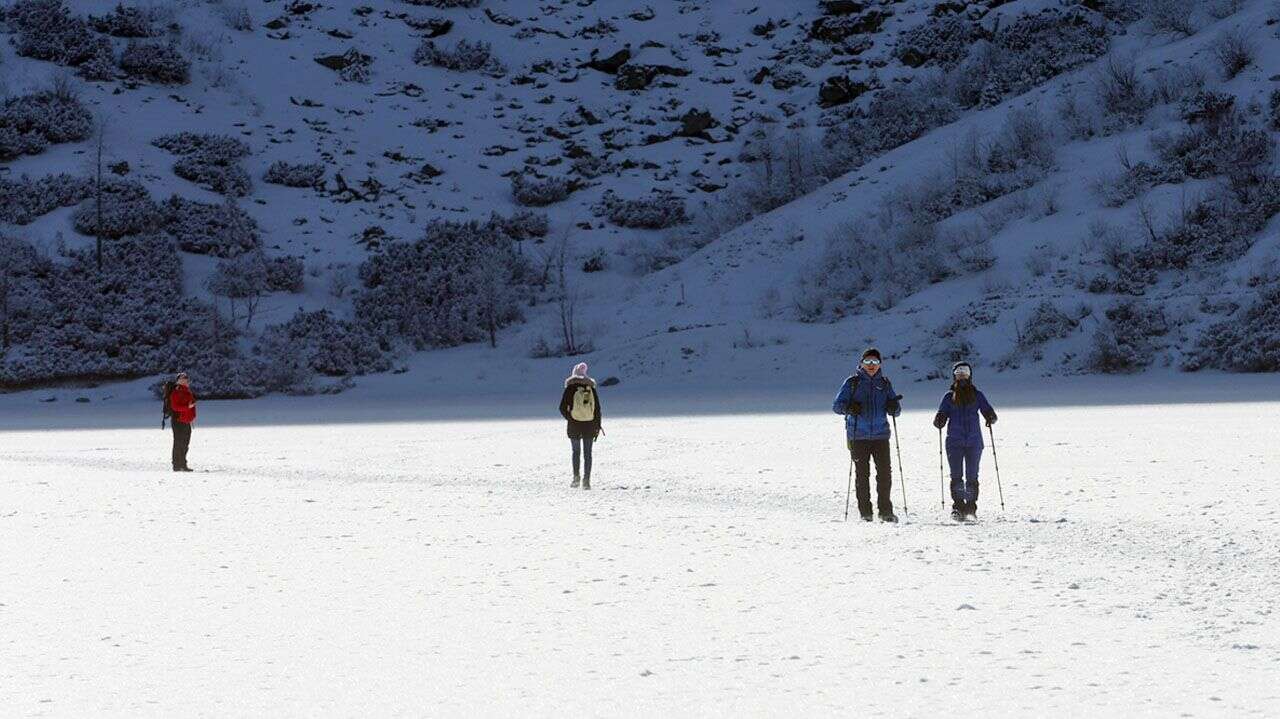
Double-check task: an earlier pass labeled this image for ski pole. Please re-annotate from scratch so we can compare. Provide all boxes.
[843,452,853,521]
[891,415,907,517]
[938,426,945,510]
[988,424,1006,511]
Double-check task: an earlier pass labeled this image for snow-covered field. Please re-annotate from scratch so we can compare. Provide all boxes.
[3,376,1279,716]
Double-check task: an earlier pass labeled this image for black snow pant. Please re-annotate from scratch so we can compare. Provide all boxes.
[849,439,893,517]
[171,420,192,470]
[571,436,594,480]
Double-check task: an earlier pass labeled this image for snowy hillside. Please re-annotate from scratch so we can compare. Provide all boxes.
[1,0,1279,397]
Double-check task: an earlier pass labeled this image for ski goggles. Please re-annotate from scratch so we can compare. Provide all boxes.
[860,357,881,366]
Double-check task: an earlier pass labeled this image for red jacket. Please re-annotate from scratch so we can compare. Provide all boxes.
[170,385,196,424]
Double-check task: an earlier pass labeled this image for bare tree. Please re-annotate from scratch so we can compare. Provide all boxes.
[206,252,268,330]
[475,244,513,349]
[553,229,582,356]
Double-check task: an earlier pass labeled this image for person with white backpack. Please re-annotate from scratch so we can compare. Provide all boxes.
[558,362,603,489]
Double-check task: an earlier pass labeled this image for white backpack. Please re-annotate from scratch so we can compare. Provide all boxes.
[570,385,595,421]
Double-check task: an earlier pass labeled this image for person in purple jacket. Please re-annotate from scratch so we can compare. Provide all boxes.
[932,361,997,521]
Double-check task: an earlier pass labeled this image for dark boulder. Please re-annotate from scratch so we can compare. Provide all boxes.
[810,10,891,43]
[615,63,689,91]
[818,75,869,108]
[585,47,631,75]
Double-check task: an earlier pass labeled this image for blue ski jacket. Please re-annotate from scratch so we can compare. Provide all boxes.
[935,389,997,449]
[832,368,900,441]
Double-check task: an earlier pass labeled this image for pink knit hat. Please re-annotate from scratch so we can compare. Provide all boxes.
[571,362,588,378]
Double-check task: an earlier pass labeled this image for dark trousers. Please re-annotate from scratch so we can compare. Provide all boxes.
[947,444,982,505]
[171,420,192,469]
[571,436,594,479]
[850,439,893,516]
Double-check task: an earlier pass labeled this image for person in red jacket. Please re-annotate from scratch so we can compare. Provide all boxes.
[169,372,197,472]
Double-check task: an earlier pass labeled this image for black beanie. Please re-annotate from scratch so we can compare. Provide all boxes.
[952,361,972,377]
[862,347,882,361]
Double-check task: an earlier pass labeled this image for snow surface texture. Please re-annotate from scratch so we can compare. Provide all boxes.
[2,375,1280,715]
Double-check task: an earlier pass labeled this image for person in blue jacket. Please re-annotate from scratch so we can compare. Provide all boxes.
[832,347,902,522]
[933,361,997,521]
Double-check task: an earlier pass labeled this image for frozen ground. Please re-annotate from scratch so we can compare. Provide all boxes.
[2,375,1280,717]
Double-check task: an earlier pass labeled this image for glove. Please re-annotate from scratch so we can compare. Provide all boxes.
[885,396,901,415]
[983,412,997,427]
[846,401,862,415]
[933,412,947,429]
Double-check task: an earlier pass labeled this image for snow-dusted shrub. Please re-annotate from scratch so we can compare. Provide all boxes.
[160,196,260,257]
[174,155,251,196]
[1140,179,1280,270]
[1092,55,1154,132]
[947,6,1110,109]
[77,41,117,81]
[7,0,109,68]
[1085,300,1168,373]
[891,15,984,69]
[488,210,549,240]
[581,248,607,273]
[401,0,481,6]
[740,127,832,214]
[793,219,966,321]
[119,41,192,84]
[1210,27,1256,80]
[621,220,720,275]
[891,111,1055,226]
[0,89,94,161]
[1152,96,1275,187]
[219,3,253,32]
[89,3,158,37]
[71,179,162,239]
[354,220,528,349]
[1019,301,1078,347]
[412,39,506,76]
[153,132,249,158]
[153,132,253,197]
[599,190,687,229]
[1138,0,1201,36]
[1205,0,1245,20]
[1150,63,1206,106]
[255,310,394,378]
[821,82,959,173]
[264,161,324,188]
[264,255,304,293]
[989,109,1057,173]
[1189,284,1280,372]
[571,153,611,179]
[0,233,239,390]
[510,173,578,207]
[925,335,979,377]
[0,174,93,224]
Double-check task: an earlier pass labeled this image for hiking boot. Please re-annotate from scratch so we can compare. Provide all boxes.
[178,467,193,472]
[951,504,965,522]
[571,474,580,489]
[860,513,874,522]
[582,476,591,490]
[964,502,977,520]
[879,512,898,523]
